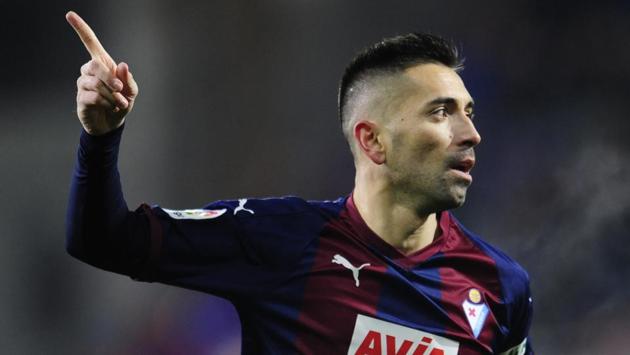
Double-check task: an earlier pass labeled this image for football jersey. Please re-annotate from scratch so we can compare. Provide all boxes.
[66,127,533,355]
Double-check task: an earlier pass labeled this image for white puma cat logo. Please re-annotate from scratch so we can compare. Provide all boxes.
[233,199,254,215]
[332,254,370,287]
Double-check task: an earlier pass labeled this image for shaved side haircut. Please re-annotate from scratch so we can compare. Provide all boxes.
[338,33,464,154]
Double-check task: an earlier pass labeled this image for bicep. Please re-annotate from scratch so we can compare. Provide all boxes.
[137,204,271,298]
[134,197,325,300]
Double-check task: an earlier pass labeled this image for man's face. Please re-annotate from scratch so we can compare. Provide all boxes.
[380,63,481,212]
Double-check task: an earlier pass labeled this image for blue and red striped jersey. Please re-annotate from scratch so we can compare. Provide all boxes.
[67,127,533,355]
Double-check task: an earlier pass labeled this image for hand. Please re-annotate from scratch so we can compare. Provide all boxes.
[66,11,139,136]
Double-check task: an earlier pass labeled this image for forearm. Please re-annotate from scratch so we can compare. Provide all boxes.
[65,125,149,274]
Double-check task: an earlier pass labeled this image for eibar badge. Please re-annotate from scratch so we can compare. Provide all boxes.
[462,288,489,338]
[162,208,227,220]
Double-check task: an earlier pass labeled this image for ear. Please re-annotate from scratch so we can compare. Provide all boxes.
[354,120,386,164]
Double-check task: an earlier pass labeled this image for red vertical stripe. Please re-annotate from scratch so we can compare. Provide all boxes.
[293,213,387,354]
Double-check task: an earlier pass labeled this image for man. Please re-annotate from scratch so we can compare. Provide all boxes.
[65,10,533,355]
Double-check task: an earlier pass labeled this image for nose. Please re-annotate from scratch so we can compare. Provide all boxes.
[454,113,481,148]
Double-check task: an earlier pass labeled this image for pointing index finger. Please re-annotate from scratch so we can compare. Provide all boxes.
[66,11,116,71]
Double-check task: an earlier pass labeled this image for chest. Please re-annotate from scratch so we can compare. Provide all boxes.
[284,229,505,354]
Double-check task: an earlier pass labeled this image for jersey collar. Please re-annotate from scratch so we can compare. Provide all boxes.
[343,193,456,268]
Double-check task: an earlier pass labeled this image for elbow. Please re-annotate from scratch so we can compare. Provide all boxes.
[65,229,108,269]
[65,229,88,262]
[65,238,82,260]
[65,220,94,263]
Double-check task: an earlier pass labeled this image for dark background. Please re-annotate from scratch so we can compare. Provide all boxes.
[1,1,629,354]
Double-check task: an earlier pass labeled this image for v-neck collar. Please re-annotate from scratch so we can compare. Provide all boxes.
[343,194,456,268]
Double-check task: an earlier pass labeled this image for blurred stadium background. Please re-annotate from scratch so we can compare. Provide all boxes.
[1,0,629,354]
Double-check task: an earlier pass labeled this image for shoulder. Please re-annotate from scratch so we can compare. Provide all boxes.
[450,215,534,349]
[204,196,348,268]
[203,195,346,219]
[449,213,531,302]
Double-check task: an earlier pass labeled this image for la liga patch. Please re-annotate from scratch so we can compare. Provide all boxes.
[162,208,227,220]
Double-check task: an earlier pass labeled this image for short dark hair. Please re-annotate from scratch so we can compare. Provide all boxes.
[338,32,464,135]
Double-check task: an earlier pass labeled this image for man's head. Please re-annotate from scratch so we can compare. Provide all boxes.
[340,33,481,213]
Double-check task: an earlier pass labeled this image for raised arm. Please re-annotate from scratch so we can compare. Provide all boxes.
[65,11,149,276]
[63,11,305,292]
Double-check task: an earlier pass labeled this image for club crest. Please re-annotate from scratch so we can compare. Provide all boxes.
[462,288,489,339]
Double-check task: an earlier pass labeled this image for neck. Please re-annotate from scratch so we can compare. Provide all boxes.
[353,171,439,255]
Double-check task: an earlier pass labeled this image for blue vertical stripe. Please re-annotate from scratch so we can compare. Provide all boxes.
[374,254,450,336]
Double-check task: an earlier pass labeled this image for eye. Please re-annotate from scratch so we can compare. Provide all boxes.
[430,107,448,119]
[466,111,475,120]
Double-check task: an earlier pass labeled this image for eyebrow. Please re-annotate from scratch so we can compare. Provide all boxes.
[426,97,475,109]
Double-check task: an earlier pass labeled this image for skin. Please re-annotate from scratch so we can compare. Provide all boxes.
[66,12,478,255]
[66,11,138,136]
[351,63,481,255]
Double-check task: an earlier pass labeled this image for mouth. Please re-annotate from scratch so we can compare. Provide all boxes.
[451,158,475,174]
[448,158,475,182]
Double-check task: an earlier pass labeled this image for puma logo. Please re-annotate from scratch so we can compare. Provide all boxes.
[332,254,370,287]
[234,198,254,215]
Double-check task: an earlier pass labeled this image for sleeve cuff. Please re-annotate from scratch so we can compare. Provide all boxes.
[79,124,125,152]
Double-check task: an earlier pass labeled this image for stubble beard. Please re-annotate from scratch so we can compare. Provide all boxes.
[439,175,469,209]
[391,168,469,215]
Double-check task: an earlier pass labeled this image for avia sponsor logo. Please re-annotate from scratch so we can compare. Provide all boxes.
[162,208,227,220]
[348,315,459,355]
